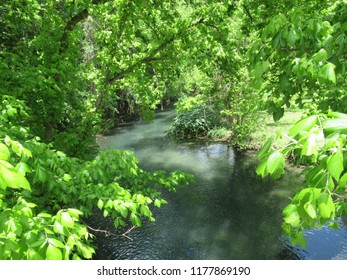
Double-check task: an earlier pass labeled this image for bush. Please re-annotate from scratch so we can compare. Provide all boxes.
[167,105,222,139]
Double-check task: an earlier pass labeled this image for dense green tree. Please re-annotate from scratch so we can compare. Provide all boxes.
[1,0,347,259]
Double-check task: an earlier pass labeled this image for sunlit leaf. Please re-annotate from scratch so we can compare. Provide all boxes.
[130,212,142,227]
[46,244,63,260]
[60,212,74,228]
[266,151,285,179]
[48,238,65,249]
[257,138,273,160]
[0,143,10,160]
[27,248,43,260]
[318,203,333,219]
[288,115,318,137]
[0,161,31,190]
[327,151,343,181]
[284,211,301,227]
[256,160,268,177]
[97,199,104,210]
[312,48,328,62]
[304,202,317,219]
[320,63,336,84]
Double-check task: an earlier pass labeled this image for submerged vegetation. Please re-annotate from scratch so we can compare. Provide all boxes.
[0,0,347,258]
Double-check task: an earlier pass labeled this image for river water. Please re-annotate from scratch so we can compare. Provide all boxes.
[92,111,347,260]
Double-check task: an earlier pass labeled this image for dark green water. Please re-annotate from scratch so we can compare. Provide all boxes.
[91,111,347,260]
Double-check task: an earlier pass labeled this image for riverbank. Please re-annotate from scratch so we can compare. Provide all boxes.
[217,109,303,151]
[248,109,303,149]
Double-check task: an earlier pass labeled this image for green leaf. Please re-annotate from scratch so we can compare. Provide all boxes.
[287,28,296,46]
[327,151,344,181]
[273,107,284,122]
[154,199,161,208]
[312,48,328,62]
[80,246,94,259]
[327,111,347,119]
[30,239,46,248]
[288,115,318,137]
[324,119,347,135]
[120,205,128,218]
[63,174,72,182]
[283,204,297,216]
[27,248,43,260]
[11,141,23,157]
[318,203,333,219]
[140,205,151,217]
[310,170,329,189]
[257,138,273,159]
[60,212,74,228]
[338,172,347,192]
[324,132,340,150]
[48,238,65,249]
[328,222,339,230]
[252,62,264,78]
[130,212,142,227]
[53,221,65,235]
[266,151,285,179]
[0,161,31,190]
[46,244,63,260]
[304,202,317,219]
[97,199,104,210]
[15,162,32,176]
[290,231,307,248]
[284,211,301,227]
[37,212,52,218]
[36,166,49,182]
[67,208,83,219]
[0,143,10,160]
[301,133,318,157]
[320,63,336,84]
[256,160,268,177]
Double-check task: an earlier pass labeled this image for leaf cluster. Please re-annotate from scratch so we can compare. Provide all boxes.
[0,96,194,259]
[256,112,347,247]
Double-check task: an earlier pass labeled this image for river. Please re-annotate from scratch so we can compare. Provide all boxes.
[90,111,347,260]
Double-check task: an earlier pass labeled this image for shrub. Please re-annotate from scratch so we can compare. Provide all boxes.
[167,105,222,139]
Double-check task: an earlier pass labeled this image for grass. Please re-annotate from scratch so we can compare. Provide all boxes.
[248,109,304,150]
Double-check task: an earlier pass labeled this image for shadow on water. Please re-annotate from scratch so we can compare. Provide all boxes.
[91,111,347,260]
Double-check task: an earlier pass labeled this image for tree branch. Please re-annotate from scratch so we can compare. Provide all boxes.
[242,4,253,22]
[107,37,175,84]
[60,0,107,51]
[106,17,206,84]
[85,224,137,241]
[95,17,206,109]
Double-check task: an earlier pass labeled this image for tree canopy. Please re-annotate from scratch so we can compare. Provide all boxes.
[0,0,347,258]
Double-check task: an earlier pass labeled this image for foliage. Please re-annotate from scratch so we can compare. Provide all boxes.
[248,1,347,118]
[2,0,347,256]
[175,95,209,114]
[0,0,100,159]
[219,67,262,148]
[167,105,223,139]
[207,127,231,140]
[251,0,347,246]
[0,96,194,259]
[256,112,347,247]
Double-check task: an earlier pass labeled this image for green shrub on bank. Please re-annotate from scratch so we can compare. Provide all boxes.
[167,105,223,139]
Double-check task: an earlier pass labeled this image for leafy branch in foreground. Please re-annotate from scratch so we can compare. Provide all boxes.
[256,112,347,247]
[0,96,194,259]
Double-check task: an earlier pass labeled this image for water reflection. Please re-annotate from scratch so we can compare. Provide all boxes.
[91,111,347,260]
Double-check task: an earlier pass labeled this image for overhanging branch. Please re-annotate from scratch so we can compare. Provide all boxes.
[60,0,107,51]
[106,17,206,84]
[107,36,175,84]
